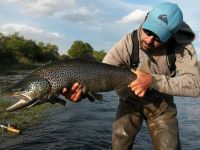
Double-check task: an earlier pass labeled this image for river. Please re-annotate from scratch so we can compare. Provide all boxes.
[0,69,199,150]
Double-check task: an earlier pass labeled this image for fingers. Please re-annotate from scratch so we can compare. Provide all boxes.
[62,87,68,94]
[75,84,83,93]
[134,89,145,97]
[61,87,68,97]
[71,83,80,91]
[129,80,146,97]
[72,90,82,102]
[128,69,152,98]
[72,84,83,101]
[129,80,140,91]
[138,91,145,97]
[61,83,83,102]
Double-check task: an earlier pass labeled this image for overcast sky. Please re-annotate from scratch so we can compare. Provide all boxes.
[0,0,200,58]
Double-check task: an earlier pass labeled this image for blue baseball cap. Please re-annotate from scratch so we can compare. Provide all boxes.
[142,2,183,42]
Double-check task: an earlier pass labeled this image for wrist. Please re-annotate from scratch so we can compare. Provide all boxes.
[151,74,162,89]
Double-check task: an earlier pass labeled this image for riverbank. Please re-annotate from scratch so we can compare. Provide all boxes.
[0,63,53,135]
[0,99,60,134]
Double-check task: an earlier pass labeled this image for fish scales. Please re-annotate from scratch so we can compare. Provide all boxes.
[32,59,134,92]
[1,59,136,111]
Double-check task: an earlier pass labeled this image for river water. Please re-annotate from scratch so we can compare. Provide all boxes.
[0,69,199,150]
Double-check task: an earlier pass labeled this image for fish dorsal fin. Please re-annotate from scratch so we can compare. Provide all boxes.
[78,53,99,62]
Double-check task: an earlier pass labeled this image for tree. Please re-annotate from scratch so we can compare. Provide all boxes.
[0,33,10,63]
[21,40,42,61]
[44,43,59,60]
[2,32,25,63]
[93,50,107,62]
[67,40,93,58]
[58,54,70,61]
[0,32,62,64]
[38,42,59,62]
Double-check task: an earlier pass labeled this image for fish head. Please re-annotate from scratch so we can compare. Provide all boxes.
[1,77,51,112]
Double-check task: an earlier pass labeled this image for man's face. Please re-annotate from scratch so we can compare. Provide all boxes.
[140,28,163,51]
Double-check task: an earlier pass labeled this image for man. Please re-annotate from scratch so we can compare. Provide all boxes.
[62,2,200,150]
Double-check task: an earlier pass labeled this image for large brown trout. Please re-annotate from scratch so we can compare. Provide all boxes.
[1,59,136,112]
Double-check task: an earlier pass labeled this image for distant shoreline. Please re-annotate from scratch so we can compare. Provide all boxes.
[0,63,43,71]
[1,61,200,71]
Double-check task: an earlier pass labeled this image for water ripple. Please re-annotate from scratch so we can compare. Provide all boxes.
[0,70,200,150]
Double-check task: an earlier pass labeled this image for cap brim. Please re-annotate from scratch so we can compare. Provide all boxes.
[142,20,171,42]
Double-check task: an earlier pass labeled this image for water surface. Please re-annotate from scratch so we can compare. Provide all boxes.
[0,69,199,150]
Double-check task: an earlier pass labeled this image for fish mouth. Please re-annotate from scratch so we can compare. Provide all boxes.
[5,95,38,112]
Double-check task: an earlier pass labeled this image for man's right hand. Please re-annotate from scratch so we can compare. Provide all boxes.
[61,83,83,102]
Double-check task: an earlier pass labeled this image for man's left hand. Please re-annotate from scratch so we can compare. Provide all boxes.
[129,69,153,97]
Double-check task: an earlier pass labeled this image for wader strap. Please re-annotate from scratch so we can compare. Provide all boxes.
[166,39,176,75]
[130,30,176,73]
[130,30,139,68]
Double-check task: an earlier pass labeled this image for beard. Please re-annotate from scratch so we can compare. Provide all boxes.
[140,40,155,51]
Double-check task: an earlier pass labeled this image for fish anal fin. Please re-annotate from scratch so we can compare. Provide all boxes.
[85,92,103,102]
[91,93,103,101]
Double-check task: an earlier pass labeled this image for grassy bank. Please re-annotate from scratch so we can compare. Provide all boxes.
[0,62,55,134]
[0,99,59,134]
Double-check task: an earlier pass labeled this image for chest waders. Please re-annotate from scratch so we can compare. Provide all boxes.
[112,30,181,150]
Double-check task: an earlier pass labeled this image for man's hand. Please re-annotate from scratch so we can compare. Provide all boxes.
[61,83,83,102]
[129,69,152,97]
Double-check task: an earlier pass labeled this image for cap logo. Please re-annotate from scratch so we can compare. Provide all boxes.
[158,14,168,25]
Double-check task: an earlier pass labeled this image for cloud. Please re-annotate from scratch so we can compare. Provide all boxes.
[118,9,148,24]
[62,6,101,23]
[63,6,91,23]
[0,23,64,41]
[3,0,76,16]
[193,29,200,56]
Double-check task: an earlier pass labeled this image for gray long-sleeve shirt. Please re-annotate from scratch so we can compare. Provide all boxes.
[103,22,200,97]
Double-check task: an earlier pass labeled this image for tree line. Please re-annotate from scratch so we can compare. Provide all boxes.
[0,32,106,65]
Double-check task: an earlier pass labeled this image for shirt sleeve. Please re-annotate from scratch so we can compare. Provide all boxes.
[151,43,200,97]
[103,33,132,68]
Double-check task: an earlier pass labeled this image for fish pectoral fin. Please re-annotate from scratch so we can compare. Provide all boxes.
[27,100,41,108]
[86,92,103,102]
[49,97,66,106]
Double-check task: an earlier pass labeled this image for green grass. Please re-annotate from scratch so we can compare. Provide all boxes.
[0,99,59,134]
